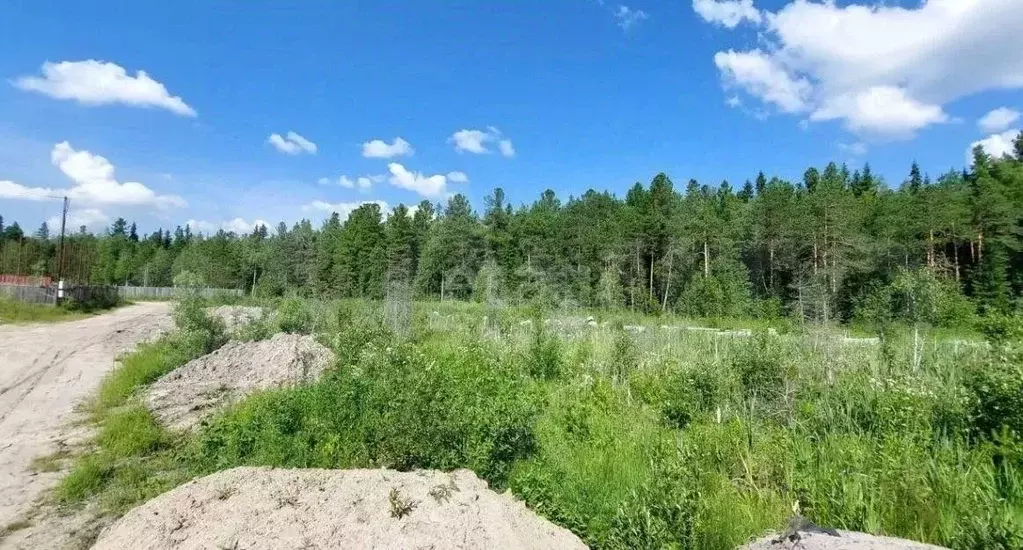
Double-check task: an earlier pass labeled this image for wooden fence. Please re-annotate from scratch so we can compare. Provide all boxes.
[117,286,245,300]
[1,285,241,305]
[0,285,57,305]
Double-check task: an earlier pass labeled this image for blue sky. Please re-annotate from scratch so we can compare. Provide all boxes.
[1,0,1021,233]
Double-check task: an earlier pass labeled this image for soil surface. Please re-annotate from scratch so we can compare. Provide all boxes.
[145,333,332,430]
[93,466,588,550]
[0,302,172,534]
[743,530,948,549]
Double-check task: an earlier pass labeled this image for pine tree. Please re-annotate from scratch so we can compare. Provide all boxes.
[111,218,128,236]
[738,179,754,202]
[907,161,923,194]
[35,222,49,240]
[755,171,767,195]
[129,222,139,242]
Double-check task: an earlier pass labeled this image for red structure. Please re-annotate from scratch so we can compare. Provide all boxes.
[0,274,53,287]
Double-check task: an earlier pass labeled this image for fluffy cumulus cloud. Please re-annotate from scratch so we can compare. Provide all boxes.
[387,163,451,198]
[304,200,390,221]
[14,60,195,116]
[0,142,185,210]
[810,86,949,138]
[185,218,270,235]
[318,174,384,190]
[714,49,811,114]
[449,127,516,157]
[361,137,413,159]
[968,130,1022,165]
[47,208,109,233]
[614,5,649,30]
[447,171,469,184]
[693,0,761,28]
[978,107,1021,133]
[267,131,317,155]
[700,0,1023,139]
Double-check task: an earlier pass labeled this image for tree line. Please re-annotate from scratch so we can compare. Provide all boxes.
[3,137,1023,324]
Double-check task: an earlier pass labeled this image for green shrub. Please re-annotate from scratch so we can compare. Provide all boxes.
[173,296,227,356]
[966,358,1023,440]
[608,327,638,383]
[528,322,564,380]
[733,336,785,403]
[194,341,538,487]
[277,296,313,334]
[660,367,725,430]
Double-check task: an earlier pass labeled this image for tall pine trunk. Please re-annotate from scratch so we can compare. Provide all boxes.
[703,241,710,278]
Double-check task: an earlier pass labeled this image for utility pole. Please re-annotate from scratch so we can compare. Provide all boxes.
[55,196,69,303]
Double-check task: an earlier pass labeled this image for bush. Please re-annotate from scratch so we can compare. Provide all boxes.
[173,296,227,356]
[660,368,725,430]
[966,358,1023,440]
[276,296,313,334]
[194,341,539,487]
[528,322,564,380]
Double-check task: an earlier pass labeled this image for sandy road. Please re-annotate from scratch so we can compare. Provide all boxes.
[0,302,172,528]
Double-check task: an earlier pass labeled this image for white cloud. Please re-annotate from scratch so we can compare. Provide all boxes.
[0,142,185,209]
[0,180,55,201]
[714,49,811,114]
[185,217,270,235]
[447,171,469,184]
[361,137,413,159]
[810,86,948,138]
[498,139,516,158]
[304,200,390,221]
[319,174,383,190]
[968,129,1021,165]
[449,127,515,157]
[14,60,195,117]
[614,5,649,30]
[978,107,1021,134]
[387,163,450,198]
[693,0,761,28]
[700,0,1023,139]
[267,131,317,155]
[185,219,217,233]
[49,208,110,232]
[725,95,742,108]
[838,141,868,156]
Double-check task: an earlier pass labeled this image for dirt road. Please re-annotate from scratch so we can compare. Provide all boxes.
[0,302,172,529]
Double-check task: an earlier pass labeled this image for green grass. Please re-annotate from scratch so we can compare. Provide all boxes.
[94,339,184,416]
[55,298,1023,549]
[0,299,91,324]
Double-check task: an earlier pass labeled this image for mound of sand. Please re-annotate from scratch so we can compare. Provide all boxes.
[743,530,948,549]
[92,467,588,550]
[145,333,332,430]
[206,305,265,330]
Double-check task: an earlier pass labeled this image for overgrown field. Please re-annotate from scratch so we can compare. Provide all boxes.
[59,297,1023,549]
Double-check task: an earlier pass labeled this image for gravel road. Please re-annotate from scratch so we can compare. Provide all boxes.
[0,302,172,529]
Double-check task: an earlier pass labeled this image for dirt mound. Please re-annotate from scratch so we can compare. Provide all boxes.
[743,530,947,549]
[206,305,264,330]
[145,333,332,430]
[92,467,588,550]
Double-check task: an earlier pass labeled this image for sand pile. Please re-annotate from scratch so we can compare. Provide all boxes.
[145,333,332,430]
[92,467,588,550]
[743,530,948,549]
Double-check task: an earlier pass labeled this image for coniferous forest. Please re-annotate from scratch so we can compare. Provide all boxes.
[4,141,1023,326]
